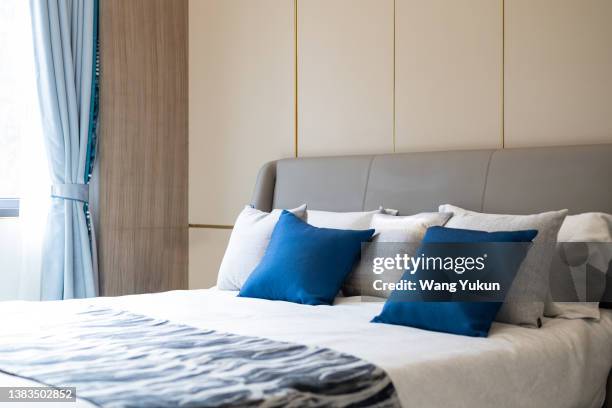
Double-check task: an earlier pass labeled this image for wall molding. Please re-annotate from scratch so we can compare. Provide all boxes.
[294,0,299,158]
[189,224,233,230]
[501,0,505,148]
[393,0,396,153]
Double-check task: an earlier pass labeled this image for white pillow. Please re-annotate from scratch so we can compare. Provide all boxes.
[545,212,612,320]
[216,205,307,290]
[440,204,568,327]
[306,208,384,230]
[342,212,452,298]
[559,212,612,243]
[371,212,452,243]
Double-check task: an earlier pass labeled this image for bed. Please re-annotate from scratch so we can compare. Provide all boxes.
[1,144,611,407]
[1,289,611,407]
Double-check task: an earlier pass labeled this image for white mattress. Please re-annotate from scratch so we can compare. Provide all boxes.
[1,289,611,408]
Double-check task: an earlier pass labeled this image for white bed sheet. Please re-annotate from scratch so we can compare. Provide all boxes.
[1,289,611,408]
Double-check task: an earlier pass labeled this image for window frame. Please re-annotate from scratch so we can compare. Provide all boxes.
[0,198,19,218]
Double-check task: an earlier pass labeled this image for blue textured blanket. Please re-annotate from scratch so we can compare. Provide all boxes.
[0,308,398,407]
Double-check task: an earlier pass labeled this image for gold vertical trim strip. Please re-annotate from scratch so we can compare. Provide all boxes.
[392,0,396,153]
[294,0,299,158]
[501,0,505,148]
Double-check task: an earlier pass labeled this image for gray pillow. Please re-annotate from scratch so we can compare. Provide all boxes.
[546,212,612,319]
[440,204,568,327]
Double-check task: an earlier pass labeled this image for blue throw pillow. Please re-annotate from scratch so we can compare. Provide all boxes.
[239,210,375,305]
[372,226,538,337]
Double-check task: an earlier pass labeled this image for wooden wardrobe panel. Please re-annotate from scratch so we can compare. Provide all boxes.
[189,228,232,290]
[297,0,394,157]
[98,0,188,296]
[189,0,295,225]
[99,228,188,295]
[505,0,612,147]
[395,0,502,152]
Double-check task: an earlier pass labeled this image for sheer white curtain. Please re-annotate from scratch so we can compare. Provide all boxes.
[0,0,49,300]
[16,1,50,300]
[18,122,49,300]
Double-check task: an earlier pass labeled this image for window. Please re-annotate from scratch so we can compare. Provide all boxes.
[0,199,19,218]
[0,0,41,217]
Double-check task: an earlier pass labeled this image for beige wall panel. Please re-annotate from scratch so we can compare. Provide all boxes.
[505,0,612,147]
[189,228,232,290]
[298,0,394,157]
[395,0,502,152]
[189,0,295,225]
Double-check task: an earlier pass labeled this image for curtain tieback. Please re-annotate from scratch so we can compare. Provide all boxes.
[51,183,89,203]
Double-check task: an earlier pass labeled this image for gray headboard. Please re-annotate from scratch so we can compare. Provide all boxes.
[251,144,612,216]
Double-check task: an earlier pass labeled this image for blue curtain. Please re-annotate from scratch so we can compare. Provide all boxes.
[30,0,99,300]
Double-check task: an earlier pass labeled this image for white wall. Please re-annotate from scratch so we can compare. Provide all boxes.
[0,219,21,300]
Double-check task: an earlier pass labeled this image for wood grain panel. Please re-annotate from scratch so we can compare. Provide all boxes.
[297,0,394,157]
[395,0,502,152]
[505,0,612,147]
[97,0,188,296]
[189,228,232,289]
[189,0,295,225]
[99,228,188,295]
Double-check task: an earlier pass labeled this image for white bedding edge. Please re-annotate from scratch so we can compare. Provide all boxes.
[1,289,611,408]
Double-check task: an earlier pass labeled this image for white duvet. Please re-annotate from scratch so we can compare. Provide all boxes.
[1,288,611,408]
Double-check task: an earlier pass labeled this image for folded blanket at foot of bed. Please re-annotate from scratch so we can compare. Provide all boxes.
[0,308,399,408]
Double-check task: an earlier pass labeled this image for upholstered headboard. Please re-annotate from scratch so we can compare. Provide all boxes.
[251,144,612,216]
